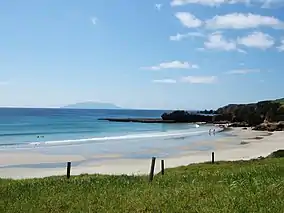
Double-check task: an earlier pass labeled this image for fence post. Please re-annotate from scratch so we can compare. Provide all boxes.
[161,160,165,175]
[149,157,156,182]
[67,162,71,178]
[212,152,215,164]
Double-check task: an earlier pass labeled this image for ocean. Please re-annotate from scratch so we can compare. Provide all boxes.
[0,108,219,159]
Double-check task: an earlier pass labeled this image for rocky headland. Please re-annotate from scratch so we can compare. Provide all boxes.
[161,98,284,131]
[99,98,284,131]
[98,118,176,123]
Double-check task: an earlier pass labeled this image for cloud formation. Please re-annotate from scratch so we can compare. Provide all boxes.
[181,76,217,83]
[202,31,275,51]
[142,61,199,70]
[225,69,260,74]
[277,38,284,51]
[237,32,275,49]
[153,79,177,83]
[170,32,204,41]
[206,13,284,30]
[174,13,284,43]
[204,32,238,51]
[171,0,283,7]
[175,12,202,28]
[171,0,246,6]
[152,76,218,84]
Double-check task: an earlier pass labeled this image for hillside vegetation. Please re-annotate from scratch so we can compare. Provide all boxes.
[275,98,284,105]
[162,98,284,128]
[1,157,284,213]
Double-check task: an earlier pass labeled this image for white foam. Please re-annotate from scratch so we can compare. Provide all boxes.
[29,142,41,145]
[27,128,211,146]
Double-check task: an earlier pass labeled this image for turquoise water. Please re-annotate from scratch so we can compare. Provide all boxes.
[0,108,220,159]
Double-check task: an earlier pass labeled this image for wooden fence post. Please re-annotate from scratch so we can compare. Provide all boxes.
[67,162,71,178]
[212,152,215,164]
[149,157,156,182]
[161,160,165,175]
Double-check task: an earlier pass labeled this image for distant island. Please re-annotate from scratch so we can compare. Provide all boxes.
[62,102,121,109]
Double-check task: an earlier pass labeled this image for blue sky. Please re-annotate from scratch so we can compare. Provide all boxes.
[0,0,283,110]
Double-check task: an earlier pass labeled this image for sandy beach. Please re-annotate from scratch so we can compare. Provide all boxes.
[0,127,283,179]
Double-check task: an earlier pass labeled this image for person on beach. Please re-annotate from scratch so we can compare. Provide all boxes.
[213,129,216,135]
[209,129,211,135]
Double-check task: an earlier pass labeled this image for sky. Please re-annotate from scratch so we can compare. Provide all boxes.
[0,0,284,110]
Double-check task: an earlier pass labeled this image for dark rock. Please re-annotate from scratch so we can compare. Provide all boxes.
[198,109,216,114]
[213,99,284,126]
[213,120,229,124]
[252,122,284,132]
[240,141,250,145]
[98,118,176,123]
[268,150,284,158]
[229,122,250,127]
[100,98,284,126]
[160,99,284,126]
[161,110,213,123]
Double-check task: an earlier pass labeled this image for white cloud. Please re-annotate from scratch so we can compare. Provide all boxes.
[142,61,199,70]
[155,3,162,10]
[206,13,284,30]
[153,79,177,84]
[261,0,284,8]
[91,17,97,25]
[175,12,203,28]
[171,0,245,6]
[203,31,275,52]
[191,64,200,69]
[225,69,260,74]
[277,38,284,51]
[204,32,237,51]
[170,32,204,41]
[237,32,275,49]
[181,76,217,84]
[237,48,247,54]
[171,0,283,7]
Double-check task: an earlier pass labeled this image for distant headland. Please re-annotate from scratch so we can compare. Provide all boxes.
[62,102,121,110]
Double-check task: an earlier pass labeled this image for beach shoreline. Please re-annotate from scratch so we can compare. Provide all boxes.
[0,127,283,179]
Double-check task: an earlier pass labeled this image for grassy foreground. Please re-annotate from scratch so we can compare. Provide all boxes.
[1,158,284,213]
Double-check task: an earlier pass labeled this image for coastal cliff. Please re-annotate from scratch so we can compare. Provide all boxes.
[161,98,284,131]
[99,98,284,131]
[214,99,284,124]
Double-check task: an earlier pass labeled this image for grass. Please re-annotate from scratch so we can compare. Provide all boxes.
[275,98,284,105]
[1,157,284,213]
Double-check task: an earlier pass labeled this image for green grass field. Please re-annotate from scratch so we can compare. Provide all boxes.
[1,157,284,213]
